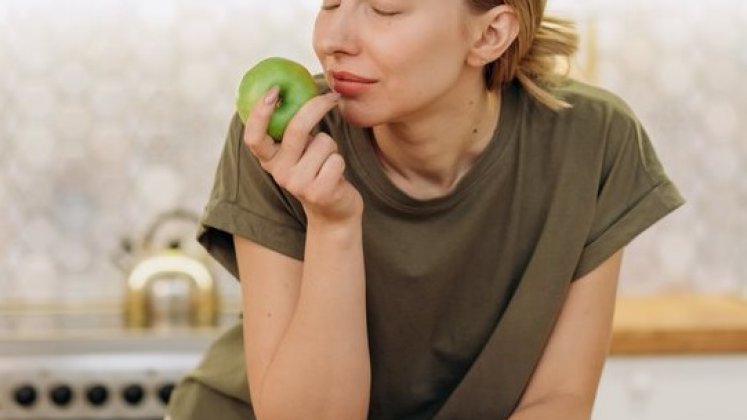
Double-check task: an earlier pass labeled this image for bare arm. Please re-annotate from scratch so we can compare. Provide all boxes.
[236,222,369,420]
[237,87,370,420]
[509,250,623,420]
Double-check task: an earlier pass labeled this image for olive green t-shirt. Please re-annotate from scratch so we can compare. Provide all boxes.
[172,79,684,419]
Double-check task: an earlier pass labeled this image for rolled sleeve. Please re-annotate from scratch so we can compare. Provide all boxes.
[197,113,307,280]
[573,113,685,280]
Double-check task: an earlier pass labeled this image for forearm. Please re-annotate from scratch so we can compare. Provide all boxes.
[509,393,592,420]
[259,218,370,420]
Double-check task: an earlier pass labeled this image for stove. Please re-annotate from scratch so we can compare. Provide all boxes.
[0,306,239,420]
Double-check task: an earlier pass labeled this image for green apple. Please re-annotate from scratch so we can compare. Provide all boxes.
[236,57,319,141]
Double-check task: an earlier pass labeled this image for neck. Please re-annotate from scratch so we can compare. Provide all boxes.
[372,78,501,200]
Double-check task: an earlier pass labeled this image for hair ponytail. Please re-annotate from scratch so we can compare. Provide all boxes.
[470,1,580,111]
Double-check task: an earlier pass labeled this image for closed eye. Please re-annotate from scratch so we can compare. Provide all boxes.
[321,2,340,11]
[372,8,400,17]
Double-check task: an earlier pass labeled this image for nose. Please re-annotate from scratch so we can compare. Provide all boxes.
[314,7,360,58]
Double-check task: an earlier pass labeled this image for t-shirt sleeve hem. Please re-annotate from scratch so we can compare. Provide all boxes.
[197,200,306,279]
[572,179,685,281]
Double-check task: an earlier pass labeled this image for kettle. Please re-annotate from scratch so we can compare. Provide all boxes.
[114,209,219,329]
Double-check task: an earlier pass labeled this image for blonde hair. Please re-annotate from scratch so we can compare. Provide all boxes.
[467,0,579,110]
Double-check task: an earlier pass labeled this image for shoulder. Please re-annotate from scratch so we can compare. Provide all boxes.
[517,79,646,156]
[514,79,651,181]
[546,79,642,133]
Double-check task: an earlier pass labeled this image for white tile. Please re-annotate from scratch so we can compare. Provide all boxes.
[0,0,744,301]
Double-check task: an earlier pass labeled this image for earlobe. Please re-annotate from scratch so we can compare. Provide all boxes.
[468,5,519,67]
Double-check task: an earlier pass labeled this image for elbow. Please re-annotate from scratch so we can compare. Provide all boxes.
[256,388,369,420]
[257,403,369,420]
[510,392,594,420]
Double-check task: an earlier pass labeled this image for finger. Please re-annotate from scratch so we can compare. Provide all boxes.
[309,153,347,201]
[274,92,340,169]
[243,86,281,163]
[284,133,338,195]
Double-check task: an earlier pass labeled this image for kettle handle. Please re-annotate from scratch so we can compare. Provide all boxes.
[141,208,201,251]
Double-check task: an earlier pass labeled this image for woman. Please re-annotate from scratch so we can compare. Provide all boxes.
[168,0,684,419]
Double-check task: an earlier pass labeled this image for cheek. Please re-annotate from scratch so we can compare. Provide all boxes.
[381,14,466,79]
[377,27,467,99]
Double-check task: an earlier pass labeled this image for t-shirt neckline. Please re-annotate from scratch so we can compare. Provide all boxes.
[348,81,522,215]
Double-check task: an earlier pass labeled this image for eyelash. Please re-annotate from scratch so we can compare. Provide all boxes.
[321,2,340,11]
[320,3,400,17]
[372,8,400,17]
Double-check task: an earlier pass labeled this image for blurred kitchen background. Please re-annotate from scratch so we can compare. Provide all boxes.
[0,0,745,419]
[1,0,745,305]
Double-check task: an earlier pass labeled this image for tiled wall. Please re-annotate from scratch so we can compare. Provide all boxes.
[0,0,745,305]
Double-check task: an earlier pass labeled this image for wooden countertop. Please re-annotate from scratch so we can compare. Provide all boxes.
[610,294,747,355]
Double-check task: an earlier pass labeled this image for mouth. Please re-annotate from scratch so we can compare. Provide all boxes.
[329,71,377,97]
[330,71,378,84]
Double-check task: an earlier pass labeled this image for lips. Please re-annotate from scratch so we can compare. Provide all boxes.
[331,71,377,83]
[330,70,377,96]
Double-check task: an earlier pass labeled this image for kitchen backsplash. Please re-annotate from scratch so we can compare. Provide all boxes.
[0,0,745,304]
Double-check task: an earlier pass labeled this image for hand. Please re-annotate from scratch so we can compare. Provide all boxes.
[243,86,364,225]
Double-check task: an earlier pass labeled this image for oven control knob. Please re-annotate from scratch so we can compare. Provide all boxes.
[86,385,109,406]
[50,385,74,406]
[13,384,38,407]
[122,384,145,405]
[158,383,175,404]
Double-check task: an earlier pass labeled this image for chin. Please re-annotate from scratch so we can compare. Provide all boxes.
[337,101,382,128]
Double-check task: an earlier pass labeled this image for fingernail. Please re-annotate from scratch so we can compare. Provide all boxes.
[329,92,341,102]
[264,86,280,105]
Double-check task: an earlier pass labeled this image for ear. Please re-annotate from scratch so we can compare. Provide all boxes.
[466,5,520,67]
